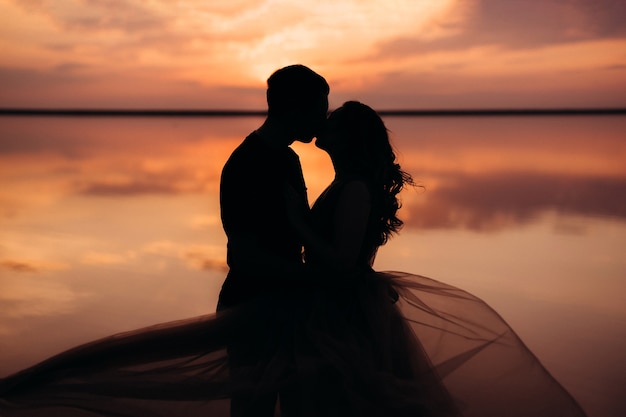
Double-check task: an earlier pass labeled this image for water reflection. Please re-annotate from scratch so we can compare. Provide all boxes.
[382,116,626,229]
[1,115,625,416]
[404,172,626,230]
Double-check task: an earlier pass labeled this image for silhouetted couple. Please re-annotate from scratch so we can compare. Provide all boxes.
[0,65,588,417]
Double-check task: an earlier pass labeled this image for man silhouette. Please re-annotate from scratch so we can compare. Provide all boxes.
[218,65,329,417]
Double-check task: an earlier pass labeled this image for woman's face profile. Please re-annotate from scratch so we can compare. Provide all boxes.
[315,108,342,152]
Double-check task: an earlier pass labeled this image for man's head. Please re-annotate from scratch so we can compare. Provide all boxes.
[266,65,329,143]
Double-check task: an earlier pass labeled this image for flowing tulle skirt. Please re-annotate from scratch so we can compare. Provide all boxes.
[0,272,587,417]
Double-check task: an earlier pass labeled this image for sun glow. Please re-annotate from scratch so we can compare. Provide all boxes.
[238,0,459,84]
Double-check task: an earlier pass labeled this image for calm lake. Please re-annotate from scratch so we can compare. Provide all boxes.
[1,115,625,416]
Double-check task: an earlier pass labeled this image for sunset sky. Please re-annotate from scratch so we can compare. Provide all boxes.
[1,3,626,415]
[1,0,626,109]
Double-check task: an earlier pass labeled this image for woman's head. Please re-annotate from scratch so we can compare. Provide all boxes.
[318,101,414,245]
[316,101,392,178]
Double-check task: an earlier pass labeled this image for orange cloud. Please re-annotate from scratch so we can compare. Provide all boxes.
[1,260,38,273]
[81,251,137,266]
[183,245,228,272]
[0,259,69,273]
[141,241,227,272]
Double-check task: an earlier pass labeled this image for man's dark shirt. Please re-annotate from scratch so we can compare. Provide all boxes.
[218,132,308,309]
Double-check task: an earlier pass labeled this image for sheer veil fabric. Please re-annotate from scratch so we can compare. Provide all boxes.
[0,272,588,417]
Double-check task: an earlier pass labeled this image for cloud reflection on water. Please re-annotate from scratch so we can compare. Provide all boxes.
[404,172,626,231]
[382,115,626,231]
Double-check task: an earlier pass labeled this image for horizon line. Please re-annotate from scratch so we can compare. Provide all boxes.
[0,107,625,117]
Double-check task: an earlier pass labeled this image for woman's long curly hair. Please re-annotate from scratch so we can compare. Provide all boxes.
[329,101,414,246]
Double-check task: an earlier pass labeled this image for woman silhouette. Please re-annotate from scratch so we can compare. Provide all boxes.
[281,101,588,417]
[0,102,588,417]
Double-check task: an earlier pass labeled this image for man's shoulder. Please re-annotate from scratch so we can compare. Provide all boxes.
[224,132,298,170]
[230,133,260,156]
[223,134,261,168]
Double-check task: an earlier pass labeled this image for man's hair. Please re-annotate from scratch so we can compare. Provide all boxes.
[266,65,329,117]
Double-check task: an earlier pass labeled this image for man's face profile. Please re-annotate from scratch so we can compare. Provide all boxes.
[293,93,329,143]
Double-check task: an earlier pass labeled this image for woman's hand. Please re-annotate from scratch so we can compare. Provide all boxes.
[284,185,310,233]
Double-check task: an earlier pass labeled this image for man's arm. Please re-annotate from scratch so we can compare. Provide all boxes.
[226,233,309,278]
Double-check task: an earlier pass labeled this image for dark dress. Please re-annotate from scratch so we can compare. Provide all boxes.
[0,180,589,417]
